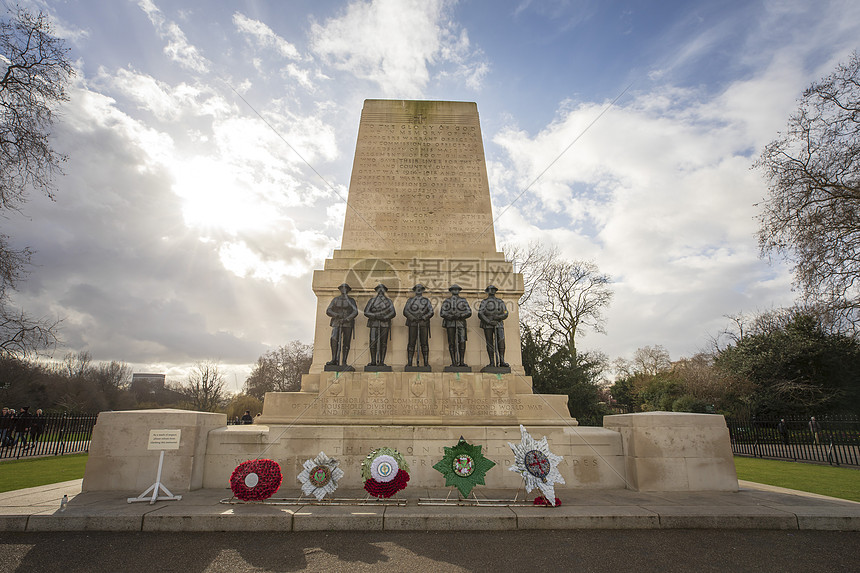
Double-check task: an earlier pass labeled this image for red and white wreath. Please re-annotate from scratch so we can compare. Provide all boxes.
[230,459,283,501]
[361,447,410,498]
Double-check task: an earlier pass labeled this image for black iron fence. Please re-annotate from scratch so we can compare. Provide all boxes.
[0,413,98,460]
[727,415,860,466]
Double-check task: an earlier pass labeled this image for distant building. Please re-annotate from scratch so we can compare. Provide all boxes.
[131,373,166,397]
[131,373,183,406]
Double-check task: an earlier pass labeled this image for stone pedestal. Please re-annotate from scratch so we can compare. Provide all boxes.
[82,409,226,492]
[258,371,571,426]
[603,412,738,492]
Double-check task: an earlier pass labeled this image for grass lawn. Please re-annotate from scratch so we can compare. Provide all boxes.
[0,453,88,493]
[734,455,860,502]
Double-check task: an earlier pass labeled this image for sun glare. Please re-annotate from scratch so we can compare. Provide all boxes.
[172,157,276,234]
[218,241,309,282]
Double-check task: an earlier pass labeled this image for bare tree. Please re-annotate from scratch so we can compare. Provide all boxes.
[244,341,312,399]
[755,51,860,331]
[612,356,635,379]
[92,360,132,393]
[0,8,72,358]
[532,259,613,360]
[0,8,74,208]
[0,306,60,358]
[62,350,91,379]
[632,345,672,376]
[502,241,559,308]
[181,361,226,412]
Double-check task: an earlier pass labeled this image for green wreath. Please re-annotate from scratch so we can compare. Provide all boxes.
[432,436,496,498]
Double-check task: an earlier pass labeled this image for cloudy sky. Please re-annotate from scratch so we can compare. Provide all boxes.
[6,0,859,390]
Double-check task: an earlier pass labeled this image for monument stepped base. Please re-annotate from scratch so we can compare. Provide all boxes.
[82,409,738,495]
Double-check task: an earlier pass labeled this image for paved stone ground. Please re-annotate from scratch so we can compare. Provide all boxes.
[1,479,859,533]
[1,479,859,571]
[1,529,859,572]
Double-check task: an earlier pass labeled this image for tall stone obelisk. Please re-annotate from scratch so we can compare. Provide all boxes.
[259,99,575,429]
[341,100,497,252]
[305,100,525,376]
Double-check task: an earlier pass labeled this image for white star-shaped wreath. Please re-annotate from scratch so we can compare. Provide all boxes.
[507,425,565,505]
[298,451,344,501]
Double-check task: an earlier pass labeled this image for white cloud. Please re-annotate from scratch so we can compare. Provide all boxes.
[309,0,487,97]
[492,72,804,358]
[100,67,231,122]
[137,0,210,73]
[233,12,302,61]
[284,63,316,91]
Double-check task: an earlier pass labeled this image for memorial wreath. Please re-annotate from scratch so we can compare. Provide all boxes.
[507,425,565,506]
[432,436,496,498]
[361,447,410,498]
[230,459,283,501]
[297,451,344,501]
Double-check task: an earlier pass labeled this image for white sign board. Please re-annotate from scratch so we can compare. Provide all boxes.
[147,429,181,450]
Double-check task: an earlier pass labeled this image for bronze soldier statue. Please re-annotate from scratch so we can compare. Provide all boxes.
[364,283,396,367]
[325,283,358,370]
[478,285,510,370]
[403,283,434,369]
[440,284,472,368]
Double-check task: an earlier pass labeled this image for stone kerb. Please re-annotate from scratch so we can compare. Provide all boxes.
[603,412,738,492]
[82,409,226,493]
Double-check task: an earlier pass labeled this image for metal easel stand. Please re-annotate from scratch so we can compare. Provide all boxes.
[127,450,182,504]
[418,482,528,506]
[219,493,407,506]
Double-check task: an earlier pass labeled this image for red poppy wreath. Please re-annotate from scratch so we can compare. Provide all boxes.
[230,459,283,501]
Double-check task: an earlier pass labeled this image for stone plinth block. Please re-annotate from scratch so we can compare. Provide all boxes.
[203,425,627,491]
[259,372,565,426]
[82,409,226,493]
[603,412,738,492]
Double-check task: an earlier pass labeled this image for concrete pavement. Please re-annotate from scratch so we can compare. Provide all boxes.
[1,479,859,532]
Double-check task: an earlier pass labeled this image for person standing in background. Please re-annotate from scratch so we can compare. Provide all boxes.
[809,416,821,444]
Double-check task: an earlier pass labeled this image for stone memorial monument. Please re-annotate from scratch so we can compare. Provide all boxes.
[82,100,738,495]
[219,100,629,488]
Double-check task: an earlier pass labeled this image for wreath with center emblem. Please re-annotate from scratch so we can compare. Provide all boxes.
[298,451,344,501]
[361,447,410,498]
[433,436,496,498]
[507,425,565,506]
[230,459,283,501]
